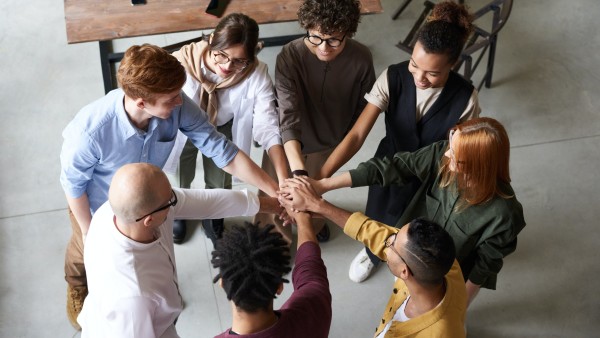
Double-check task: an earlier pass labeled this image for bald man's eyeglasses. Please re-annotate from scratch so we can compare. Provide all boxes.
[135,190,178,222]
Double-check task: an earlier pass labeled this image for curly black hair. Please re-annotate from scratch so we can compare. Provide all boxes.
[297,0,361,36]
[417,1,474,64]
[211,223,291,312]
[405,218,456,285]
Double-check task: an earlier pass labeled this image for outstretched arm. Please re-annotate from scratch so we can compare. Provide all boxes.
[466,280,481,307]
[318,103,381,178]
[283,140,306,174]
[292,211,317,248]
[267,144,290,185]
[222,151,278,197]
[279,177,352,229]
[66,193,92,242]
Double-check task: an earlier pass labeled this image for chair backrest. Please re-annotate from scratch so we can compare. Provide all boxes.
[474,0,513,36]
[452,0,512,89]
[395,0,513,89]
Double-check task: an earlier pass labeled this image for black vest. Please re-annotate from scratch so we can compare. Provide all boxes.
[365,61,474,226]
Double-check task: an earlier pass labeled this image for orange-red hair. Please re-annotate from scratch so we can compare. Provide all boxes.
[117,44,186,103]
[439,117,512,209]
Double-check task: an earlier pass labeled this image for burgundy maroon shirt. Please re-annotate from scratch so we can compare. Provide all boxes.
[215,242,331,338]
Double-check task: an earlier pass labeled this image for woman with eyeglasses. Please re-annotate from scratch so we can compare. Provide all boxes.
[170,13,288,245]
[315,1,482,284]
[294,117,526,306]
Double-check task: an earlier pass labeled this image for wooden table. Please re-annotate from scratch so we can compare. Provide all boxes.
[64,0,383,92]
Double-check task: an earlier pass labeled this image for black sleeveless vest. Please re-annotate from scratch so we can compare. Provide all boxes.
[365,61,474,226]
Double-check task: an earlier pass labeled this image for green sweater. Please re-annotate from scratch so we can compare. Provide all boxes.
[349,141,526,289]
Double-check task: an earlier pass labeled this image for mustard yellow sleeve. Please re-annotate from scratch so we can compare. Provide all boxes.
[344,212,399,262]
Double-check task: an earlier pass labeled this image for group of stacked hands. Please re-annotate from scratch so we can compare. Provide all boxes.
[59,1,525,337]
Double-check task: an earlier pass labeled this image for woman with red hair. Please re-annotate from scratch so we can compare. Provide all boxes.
[284,117,526,305]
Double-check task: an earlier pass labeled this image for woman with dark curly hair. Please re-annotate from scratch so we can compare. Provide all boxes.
[317,1,483,285]
[258,0,376,244]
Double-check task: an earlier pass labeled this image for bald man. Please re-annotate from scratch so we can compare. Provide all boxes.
[77,163,281,338]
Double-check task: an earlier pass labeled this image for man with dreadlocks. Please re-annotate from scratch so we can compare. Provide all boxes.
[212,212,331,337]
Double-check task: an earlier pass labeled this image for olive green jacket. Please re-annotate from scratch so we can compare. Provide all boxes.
[349,141,526,289]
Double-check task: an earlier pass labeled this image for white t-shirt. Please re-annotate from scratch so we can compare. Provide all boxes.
[78,188,260,338]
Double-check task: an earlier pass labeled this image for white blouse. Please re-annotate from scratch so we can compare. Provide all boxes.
[165,60,281,174]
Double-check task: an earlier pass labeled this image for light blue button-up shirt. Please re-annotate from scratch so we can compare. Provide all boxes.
[60,89,238,213]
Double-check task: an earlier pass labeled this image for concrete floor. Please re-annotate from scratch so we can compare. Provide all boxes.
[1,0,599,337]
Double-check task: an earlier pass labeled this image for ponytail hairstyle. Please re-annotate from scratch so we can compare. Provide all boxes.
[417,1,474,65]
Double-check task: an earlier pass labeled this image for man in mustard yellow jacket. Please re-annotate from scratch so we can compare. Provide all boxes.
[279,177,467,337]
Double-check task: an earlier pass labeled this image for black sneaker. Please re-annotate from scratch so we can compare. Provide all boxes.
[203,219,224,247]
[173,220,187,244]
[316,223,331,242]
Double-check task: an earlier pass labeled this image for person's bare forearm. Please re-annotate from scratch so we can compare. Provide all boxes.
[223,151,278,197]
[66,193,92,237]
[319,103,381,178]
[466,280,481,307]
[283,140,305,172]
[258,196,282,215]
[311,198,352,230]
[267,144,289,184]
[295,212,317,247]
[318,172,353,194]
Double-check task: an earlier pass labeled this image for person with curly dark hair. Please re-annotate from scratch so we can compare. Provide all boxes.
[256,0,376,244]
[213,216,331,337]
[317,1,482,284]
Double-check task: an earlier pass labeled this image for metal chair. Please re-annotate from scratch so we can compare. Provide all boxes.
[392,0,464,21]
[455,0,513,90]
[394,0,514,90]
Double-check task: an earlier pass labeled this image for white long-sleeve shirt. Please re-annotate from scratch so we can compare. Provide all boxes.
[78,188,260,338]
[164,60,281,174]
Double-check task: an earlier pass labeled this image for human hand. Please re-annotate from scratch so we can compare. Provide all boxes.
[278,205,295,227]
[277,176,322,213]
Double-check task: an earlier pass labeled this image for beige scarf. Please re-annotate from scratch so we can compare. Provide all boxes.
[173,40,257,125]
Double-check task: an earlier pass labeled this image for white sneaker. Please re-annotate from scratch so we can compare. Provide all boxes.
[349,248,376,283]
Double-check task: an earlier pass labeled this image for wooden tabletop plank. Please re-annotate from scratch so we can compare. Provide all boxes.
[65,0,383,44]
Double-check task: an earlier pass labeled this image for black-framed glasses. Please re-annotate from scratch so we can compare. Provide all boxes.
[135,189,178,222]
[212,51,250,72]
[384,232,412,274]
[304,31,346,47]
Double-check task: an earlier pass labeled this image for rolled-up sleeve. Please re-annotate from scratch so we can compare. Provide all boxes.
[251,63,282,151]
[275,46,303,145]
[60,124,97,199]
[178,94,238,168]
[344,212,398,261]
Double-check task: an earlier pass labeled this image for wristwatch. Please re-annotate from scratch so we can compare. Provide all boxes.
[292,169,309,177]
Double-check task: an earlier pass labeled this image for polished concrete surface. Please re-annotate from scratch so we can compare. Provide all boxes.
[1,0,599,337]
